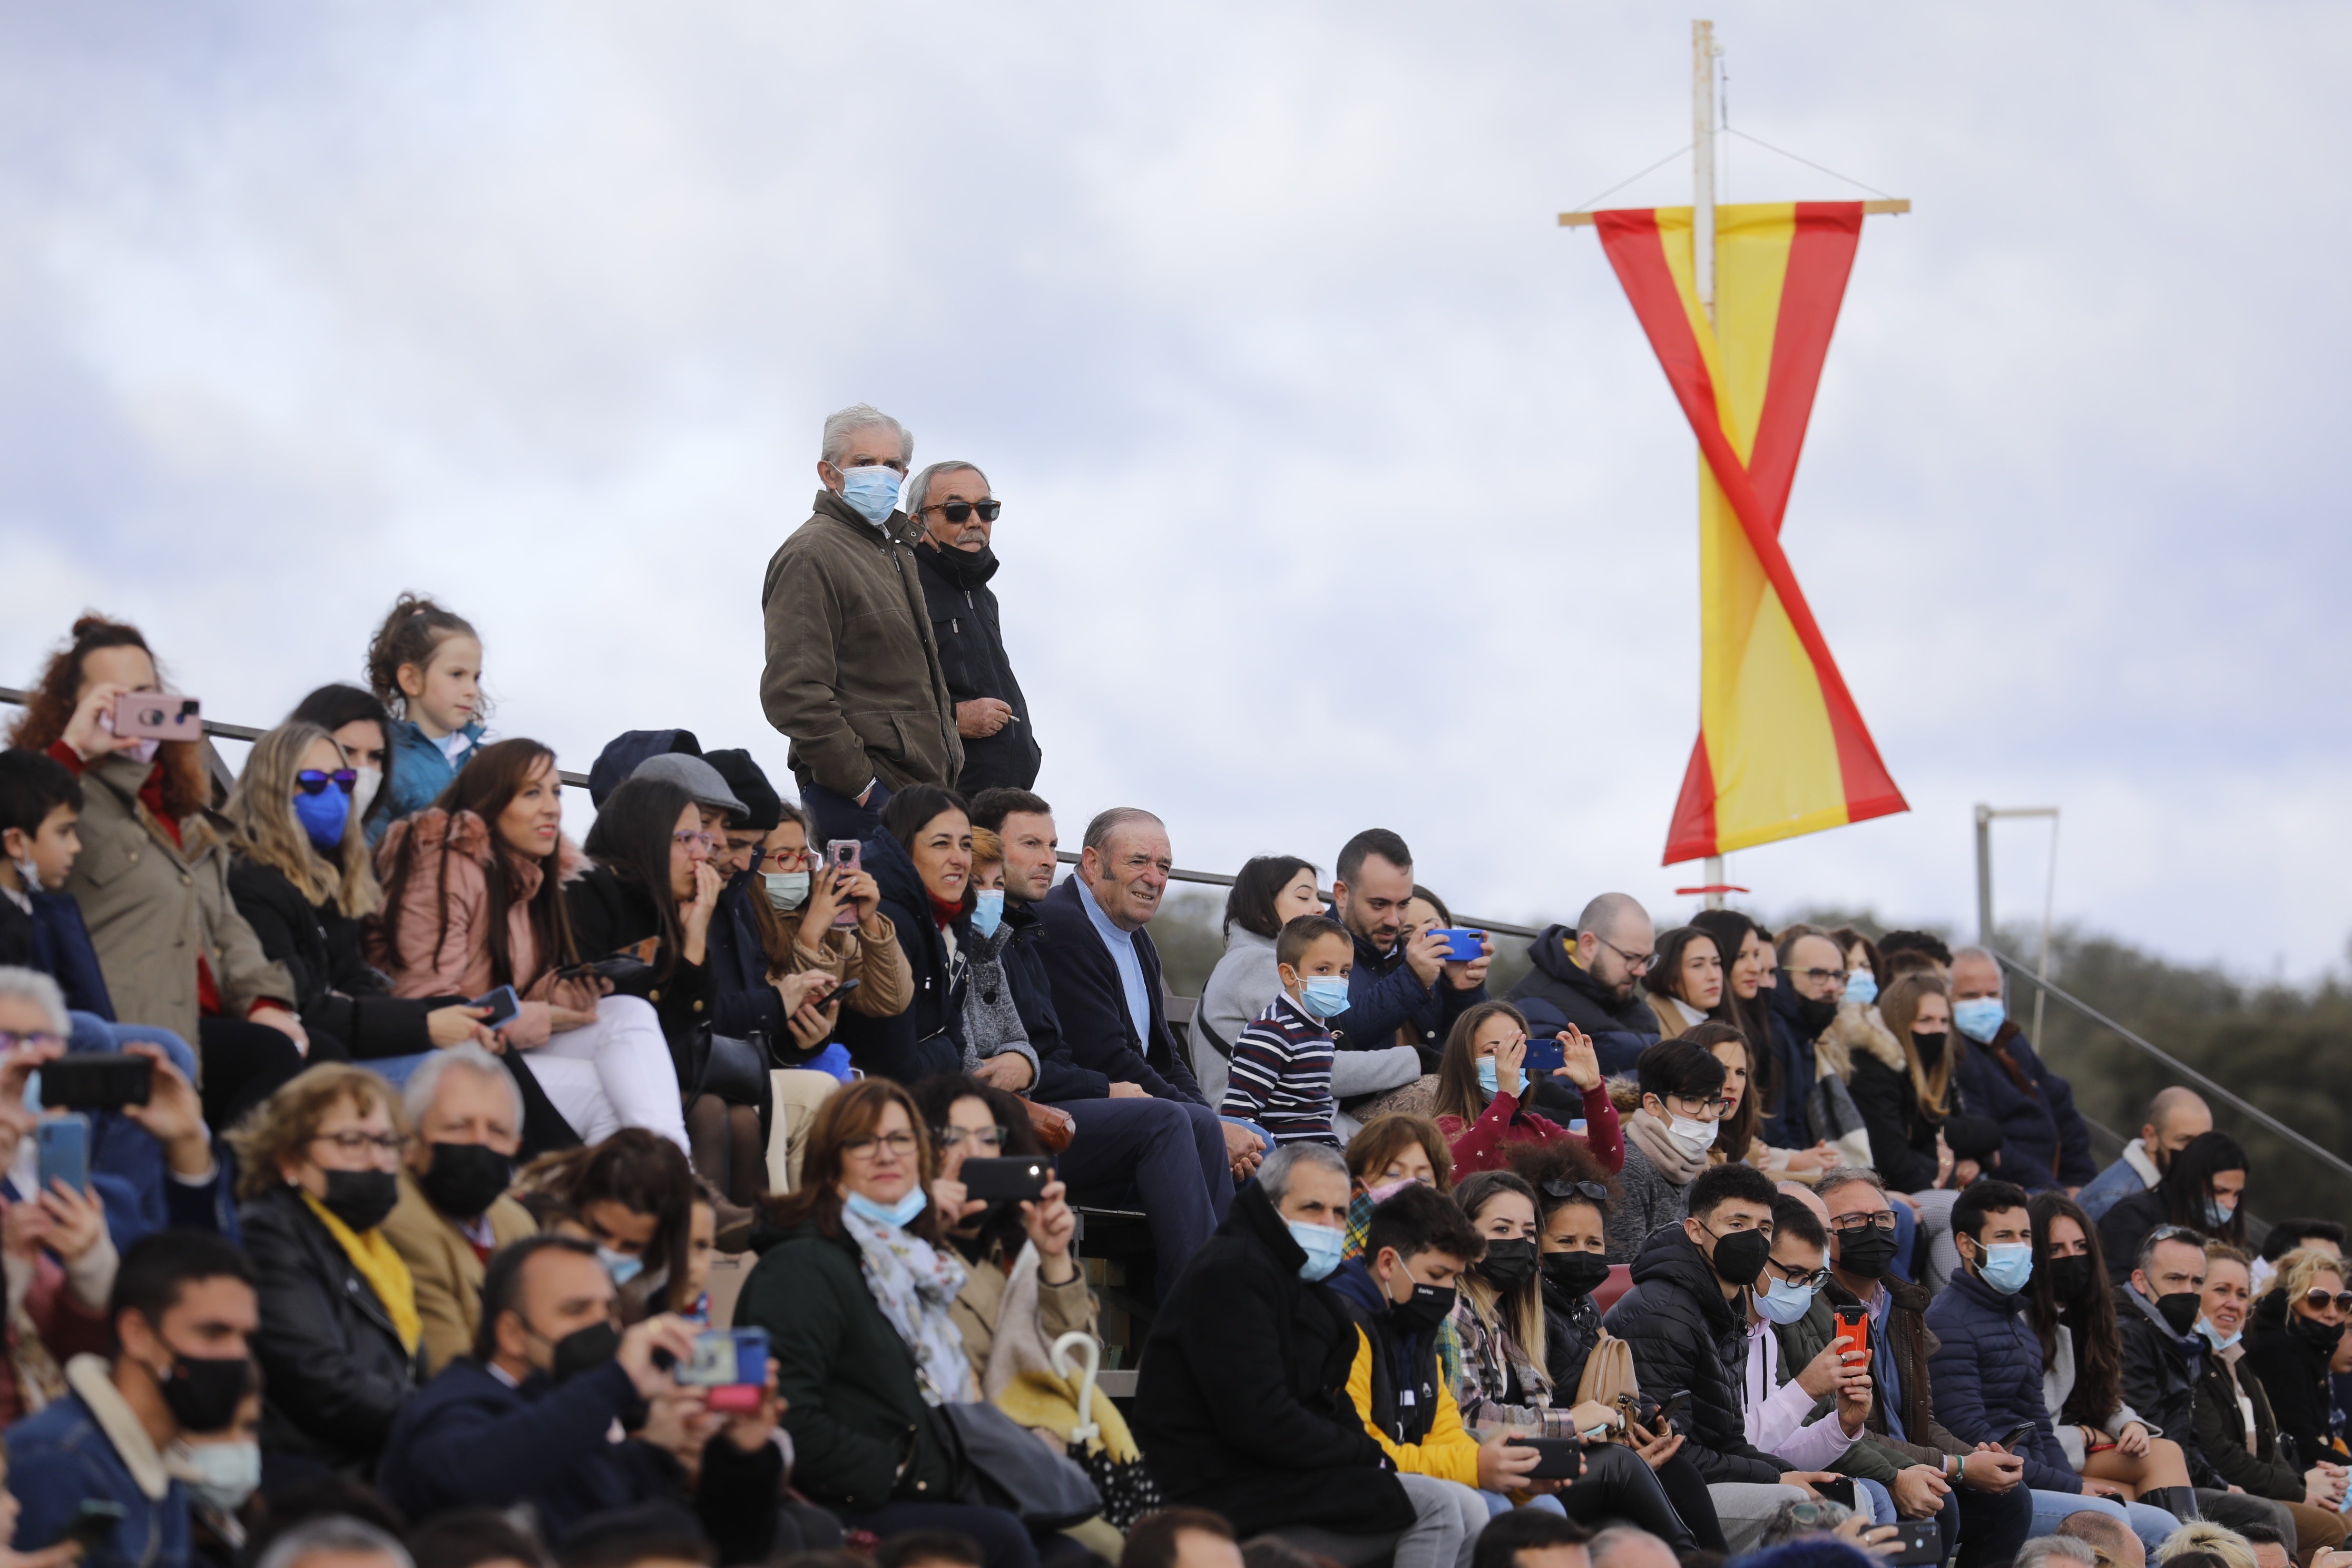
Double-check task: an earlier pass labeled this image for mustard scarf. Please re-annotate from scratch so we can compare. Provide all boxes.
[299,1191,422,1354]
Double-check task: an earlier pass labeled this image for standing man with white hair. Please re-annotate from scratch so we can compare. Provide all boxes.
[760,403,962,846]
[907,460,1041,795]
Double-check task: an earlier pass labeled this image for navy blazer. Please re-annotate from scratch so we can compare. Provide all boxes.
[1034,877,1205,1104]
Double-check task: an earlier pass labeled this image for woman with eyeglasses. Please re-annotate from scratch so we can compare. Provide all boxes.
[227,721,496,1075]
[374,739,684,1158]
[226,1062,424,1477]
[747,798,910,1058]
[1431,1001,1621,1179]
[2096,1131,2251,1284]
[2242,1246,2352,1484]
[2191,1244,2352,1560]
[737,1077,1042,1568]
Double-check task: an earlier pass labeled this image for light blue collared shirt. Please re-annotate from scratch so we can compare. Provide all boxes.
[1077,877,1152,1049]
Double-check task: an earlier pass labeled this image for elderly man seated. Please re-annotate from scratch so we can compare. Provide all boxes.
[382,1043,536,1374]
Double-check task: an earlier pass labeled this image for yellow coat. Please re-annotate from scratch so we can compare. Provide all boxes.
[1344,1325,1481,1487]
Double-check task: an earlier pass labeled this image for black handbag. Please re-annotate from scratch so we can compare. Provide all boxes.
[929,1400,1103,1530]
[677,1026,769,1108]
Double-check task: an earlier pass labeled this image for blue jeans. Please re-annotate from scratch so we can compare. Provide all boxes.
[2030,1488,2183,1556]
[801,779,890,849]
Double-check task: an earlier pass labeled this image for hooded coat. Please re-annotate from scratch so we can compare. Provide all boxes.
[1601,1222,1786,1483]
[1131,1182,1415,1537]
[1506,926,1661,1075]
[760,489,962,799]
[913,540,1041,793]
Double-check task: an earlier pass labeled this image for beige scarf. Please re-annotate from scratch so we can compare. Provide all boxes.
[1625,1109,1710,1185]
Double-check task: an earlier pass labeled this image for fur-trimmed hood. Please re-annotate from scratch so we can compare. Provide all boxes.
[1815,999,1907,1081]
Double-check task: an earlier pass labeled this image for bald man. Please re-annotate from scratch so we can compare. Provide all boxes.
[2076,1087,2213,1220]
[1507,892,1661,1074]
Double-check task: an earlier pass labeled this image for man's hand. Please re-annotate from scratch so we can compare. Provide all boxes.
[2306,1462,2349,1508]
[117,1044,213,1179]
[616,1313,701,1399]
[973,1053,1035,1093]
[710,1359,786,1456]
[252,1004,309,1054]
[931,1176,986,1227]
[426,1004,497,1050]
[1108,1081,1149,1100]
[1555,1026,1601,1091]
[1442,932,1494,993]
[1960,1446,2024,1492]
[1403,925,1449,988]
[1475,1434,1542,1494]
[1832,1514,1902,1557]
[1890,1464,1952,1519]
[1796,1338,1861,1400]
[1222,1121,1266,1179]
[957,699,1014,739]
[1834,1359,1874,1436]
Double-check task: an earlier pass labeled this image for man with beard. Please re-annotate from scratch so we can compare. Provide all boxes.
[1325,829,1489,1085]
[2076,1089,2214,1222]
[1507,893,1661,1075]
[907,462,1041,795]
[383,1044,537,1375]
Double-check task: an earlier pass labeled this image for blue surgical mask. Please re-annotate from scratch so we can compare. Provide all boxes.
[763,870,810,911]
[177,1437,262,1513]
[292,786,349,850]
[1298,976,1351,1021]
[1756,1276,1819,1325]
[598,1246,643,1287]
[1953,997,2007,1044]
[1477,1058,1502,1097]
[837,464,902,526]
[1844,971,1878,1006]
[2204,1194,2237,1228]
[972,889,1005,938]
[845,1187,929,1230]
[1976,1240,2034,1295]
[1289,1220,1345,1282]
[2197,1318,2243,1352]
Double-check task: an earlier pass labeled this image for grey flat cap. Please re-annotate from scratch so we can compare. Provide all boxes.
[633,751,749,819]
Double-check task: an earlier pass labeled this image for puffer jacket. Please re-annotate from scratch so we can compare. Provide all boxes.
[760,488,962,799]
[54,748,296,1047]
[2116,1280,2223,1487]
[1924,1267,2077,1491]
[369,809,598,1050]
[380,718,484,832]
[1507,926,1661,1075]
[2242,1287,2349,1469]
[240,1187,423,1472]
[1601,1222,1784,1483]
[1949,1021,2095,1192]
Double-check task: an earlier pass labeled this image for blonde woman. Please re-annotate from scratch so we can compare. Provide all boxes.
[226,721,499,1063]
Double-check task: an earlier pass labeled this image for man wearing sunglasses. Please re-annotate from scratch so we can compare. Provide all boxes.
[907,460,1041,795]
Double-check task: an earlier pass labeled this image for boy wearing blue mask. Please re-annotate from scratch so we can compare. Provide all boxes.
[1219,915,1351,1148]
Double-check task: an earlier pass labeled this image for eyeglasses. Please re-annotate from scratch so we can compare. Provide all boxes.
[761,845,811,871]
[1542,1179,1612,1206]
[1665,1094,1730,1118]
[1829,1212,1898,1234]
[0,1030,64,1052]
[1790,966,1848,985]
[841,1131,919,1160]
[1597,935,1658,975]
[295,769,358,796]
[672,831,716,852]
[313,1130,409,1155]
[934,1125,1009,1152]
[1766,1257,1832,1290]
[2302,1289,2352,1315]
[923,499,1002,524]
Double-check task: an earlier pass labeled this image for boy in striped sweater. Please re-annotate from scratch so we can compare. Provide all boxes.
[1219,914,1351,1146]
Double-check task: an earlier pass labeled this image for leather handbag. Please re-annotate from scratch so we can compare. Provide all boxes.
[676,1026,769,1108]
[1024,1100,1075,1153]
[1574,1330,1642,1438]
[930,1399,1103,1528]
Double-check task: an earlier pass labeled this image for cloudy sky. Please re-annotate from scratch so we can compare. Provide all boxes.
[2,3,2344,977]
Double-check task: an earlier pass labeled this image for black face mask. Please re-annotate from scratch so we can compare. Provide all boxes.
[1795,994,1841,1035]
[1910,1031,1948,1066]
[1477,1239,1538,1291]
[1708,1226,1772,1288]
[2046,1255,2095,1302]
[1837,1227,1902,1281]
[546,1320,622,1385]
[156,1351,251,1435]
[2156,1290,2204,1337]
[1390,1280,1457,1337]
[2292,1315,2347,1357]
[417,1142,514,1220]
[1543,1251,1613,1301]
[320,1168,400,1233]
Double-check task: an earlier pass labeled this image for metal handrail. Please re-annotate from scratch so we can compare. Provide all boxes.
[1993,946,2352,1190]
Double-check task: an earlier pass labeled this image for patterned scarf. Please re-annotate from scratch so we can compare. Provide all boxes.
[841,1205,975,1406]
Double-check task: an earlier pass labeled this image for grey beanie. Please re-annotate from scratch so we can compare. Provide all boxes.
[632,751,749,819]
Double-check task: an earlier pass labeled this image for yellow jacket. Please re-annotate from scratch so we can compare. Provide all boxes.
[1345,1325,1481,1487]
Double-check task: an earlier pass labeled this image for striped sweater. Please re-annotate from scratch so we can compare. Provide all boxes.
[1218,992,1339,1145]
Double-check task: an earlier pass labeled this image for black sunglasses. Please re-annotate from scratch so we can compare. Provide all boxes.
[295,769,358,796]
[927,499,1002,524]
[1543,1179,1611,1207]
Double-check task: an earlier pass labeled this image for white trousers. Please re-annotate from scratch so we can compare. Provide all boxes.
[523,995,688,1153]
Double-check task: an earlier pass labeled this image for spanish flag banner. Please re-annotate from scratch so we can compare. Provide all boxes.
[1592,200,1907,864]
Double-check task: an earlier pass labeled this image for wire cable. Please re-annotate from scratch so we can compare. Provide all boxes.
[1722,127,1895,201]
[1565,143,1693,216]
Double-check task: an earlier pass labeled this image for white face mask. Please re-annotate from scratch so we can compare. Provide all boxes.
[350,766,383,822]
[176,1437,261,1512]
[1667,1114,1718,1156]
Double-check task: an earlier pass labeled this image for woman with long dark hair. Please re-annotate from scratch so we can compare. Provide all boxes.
[1688,909,1775,1107]
[835,783,975,1083]
[517,1128,698,1320]
[1641,925,1724,1038]
[2098,1131,2250,1281]
[372,738,683,1154]
[1429,1000,1620,1176]
[2026,1192,2196,1518]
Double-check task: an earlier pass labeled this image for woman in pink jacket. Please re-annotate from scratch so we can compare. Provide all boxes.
[370,739,685,1154]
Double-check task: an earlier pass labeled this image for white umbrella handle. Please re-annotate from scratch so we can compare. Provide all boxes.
[1050,1330,1102,1446]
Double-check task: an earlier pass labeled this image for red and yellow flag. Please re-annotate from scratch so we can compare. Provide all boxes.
[1593,200,1906,864]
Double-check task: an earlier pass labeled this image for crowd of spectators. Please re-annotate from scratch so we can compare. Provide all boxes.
[0,403,2345,1568]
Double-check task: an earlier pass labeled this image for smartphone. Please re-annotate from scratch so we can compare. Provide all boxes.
[1998,1419,2040,1453]
[959,1157,1051,1202]
[827,840,861,929]
[1504,1436,1584,1481]
[1833,1304,1870,1362]
[112,692,202,742]
[37,1052,152,1112]
[1524,1037,1566,1075]
[50,1500,126,1553]
[37,1114,91,1194]
[1655,1390,1692,1431]
[680,1327,769,1412]
[832,977,862,999]
[1888,1518,1943,1565]
[470,985,521,1031]
[1432,927,1485,962]
[1812,1476,1857,1510]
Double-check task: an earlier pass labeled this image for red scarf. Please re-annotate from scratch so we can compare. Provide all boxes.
[929,893,965,928]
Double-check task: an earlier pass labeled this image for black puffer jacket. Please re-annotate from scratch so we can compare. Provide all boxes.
[1541,1275,1605,1394]
[227,856,438,1059]
[913,541,1042,794]
[1132,1182,1415,1538]
[1601,1223,1783,1483]
[2242,1287,2349,1470]
[2115,1282,2222,1488]
[1507,925,1662,1076]
[240,1186,423,1472]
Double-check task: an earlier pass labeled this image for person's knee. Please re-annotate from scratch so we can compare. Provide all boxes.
[600,994,659,1031]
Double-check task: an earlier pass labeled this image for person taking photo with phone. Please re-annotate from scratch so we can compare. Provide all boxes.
[1432,1002,1620,1179]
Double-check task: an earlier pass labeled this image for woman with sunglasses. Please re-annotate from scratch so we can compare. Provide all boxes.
[2192,1244,2351,1561]
[2242,1247,2352,1483]
[226,722,498,1070]
[2096,1130,2251,1283]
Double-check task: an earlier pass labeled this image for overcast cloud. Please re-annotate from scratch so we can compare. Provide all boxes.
[1,3,2344,976]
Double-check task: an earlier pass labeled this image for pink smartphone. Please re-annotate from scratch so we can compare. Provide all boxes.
[828,840,861,929]
[112,693,202,742]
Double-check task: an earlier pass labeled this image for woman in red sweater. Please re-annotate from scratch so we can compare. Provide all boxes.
[1432,1001,1622,1177]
